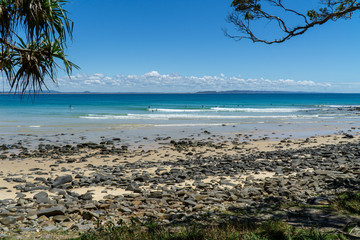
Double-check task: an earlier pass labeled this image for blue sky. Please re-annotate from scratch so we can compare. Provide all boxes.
[41,1,360,92]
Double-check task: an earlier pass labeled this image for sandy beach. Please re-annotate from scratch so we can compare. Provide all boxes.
[0,130,358,200]
[0,126,359,238]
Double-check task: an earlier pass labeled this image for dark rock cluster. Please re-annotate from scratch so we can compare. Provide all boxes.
[0,138,359,236]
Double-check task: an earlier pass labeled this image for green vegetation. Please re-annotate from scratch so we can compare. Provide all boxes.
[331,191,360,215]
[0,0,78,93]
[74,191,360,240]
[75,219,348,240]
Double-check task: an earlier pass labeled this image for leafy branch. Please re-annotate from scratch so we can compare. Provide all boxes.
[226,0,360,44]
[0,0,79,93]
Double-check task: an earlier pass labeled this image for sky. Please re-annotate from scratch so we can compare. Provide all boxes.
[10,0,360,92]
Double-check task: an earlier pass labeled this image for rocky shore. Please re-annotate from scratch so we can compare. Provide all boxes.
[0,133,359,238]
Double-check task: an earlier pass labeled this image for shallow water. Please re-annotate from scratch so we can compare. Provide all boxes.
[0,93,359,147]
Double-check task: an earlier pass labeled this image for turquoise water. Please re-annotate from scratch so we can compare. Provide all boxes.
[1,93,360,140]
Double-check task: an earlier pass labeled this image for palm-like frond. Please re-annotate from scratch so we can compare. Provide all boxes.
[0,0,15,41]
[0,0,78,93]
[15,0,73,44]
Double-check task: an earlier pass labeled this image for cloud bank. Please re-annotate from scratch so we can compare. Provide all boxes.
[54,71,331,92]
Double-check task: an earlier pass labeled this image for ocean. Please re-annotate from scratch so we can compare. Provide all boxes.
[1,93,360,146]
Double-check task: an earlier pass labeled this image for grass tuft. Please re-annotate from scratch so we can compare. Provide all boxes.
[75,219,348,240]
[331,191,360,215]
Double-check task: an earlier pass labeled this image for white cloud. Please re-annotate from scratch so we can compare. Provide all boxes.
[53,71,332,92]
[143,71,161,77]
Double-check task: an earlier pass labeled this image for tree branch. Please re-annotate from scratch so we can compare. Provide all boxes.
[0,38,48,54]
[227,1,360,44]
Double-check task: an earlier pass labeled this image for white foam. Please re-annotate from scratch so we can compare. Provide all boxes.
[80,114,322,120]
[149,107,314,113]
[210,107,313,113]
[149,108,207,113]
[29,125,41,128]
[154,123,230,127]
[318,105,360,108]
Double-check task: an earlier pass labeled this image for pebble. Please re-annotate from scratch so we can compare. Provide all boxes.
[0,137,359,235]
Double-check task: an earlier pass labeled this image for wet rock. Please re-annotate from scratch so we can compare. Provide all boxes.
[343,133,354,139]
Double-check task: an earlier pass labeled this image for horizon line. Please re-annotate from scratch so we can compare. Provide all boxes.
[1,90,360,94]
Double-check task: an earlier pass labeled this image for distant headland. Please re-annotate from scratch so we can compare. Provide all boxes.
[0,90,341,94]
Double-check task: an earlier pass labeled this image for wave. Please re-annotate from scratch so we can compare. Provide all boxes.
[80,113,323,120]
[211,107,314,112]
[315,105,360,108]
[149,108,208,113]
[154,123,233,127]
[149,107,316,113]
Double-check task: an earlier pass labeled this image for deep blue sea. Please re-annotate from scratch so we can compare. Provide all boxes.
[1,93,360,143]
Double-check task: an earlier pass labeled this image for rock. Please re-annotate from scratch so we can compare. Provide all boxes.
[38,206,66,217]
[0,210,13,218]
[70,223,95,231]
[82,211,99,220]
[149,191,162,198]
[126,183,141,193]
[119,206,132,213]
[0,217,17,226]
[343,133,354,139]
[184,200,197,207]
[314,170,329,175]
[195,182,208,189]
[194,194,208,201]
[33,191,50,204]
[349,226,360,237]
[52,175,73,188]
[27,215,38,220]
[229,194,238,201]
[193,204,204,210]
[307,197,331,205]
[12,178,26,183]
[79,192,93,201]
[16,193,26,198]
[53,215,69,222]
[169,213,186,222]
[83,203,97,210]
[43,225,58,232]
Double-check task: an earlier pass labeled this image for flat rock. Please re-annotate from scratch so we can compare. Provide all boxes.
[119,206,132,213]
[33,191,50,204]
[0,216,17,226]
[79,192,93,201]
[52,175,73,188]
[38,206,66,217]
